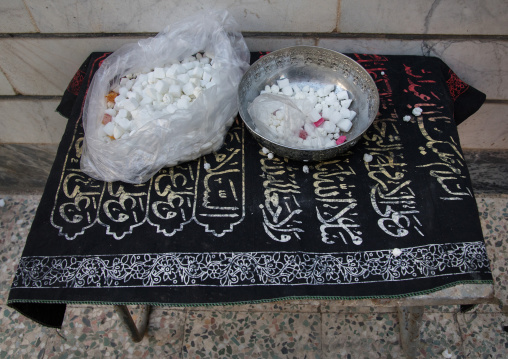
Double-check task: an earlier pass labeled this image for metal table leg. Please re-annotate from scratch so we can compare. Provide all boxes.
[114,305,152,342]
[397,306,424,358]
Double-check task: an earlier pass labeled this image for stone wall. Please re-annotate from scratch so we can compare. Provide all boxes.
[0,0,507,152]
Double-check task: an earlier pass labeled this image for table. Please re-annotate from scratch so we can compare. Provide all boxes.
[8,52,494,357]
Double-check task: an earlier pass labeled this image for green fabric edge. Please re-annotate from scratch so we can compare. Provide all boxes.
[7,279,494,308]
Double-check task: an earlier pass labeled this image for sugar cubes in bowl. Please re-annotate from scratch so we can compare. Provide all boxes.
[238,46,380,162]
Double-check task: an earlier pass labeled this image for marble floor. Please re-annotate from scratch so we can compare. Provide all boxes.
[1,193,507,359]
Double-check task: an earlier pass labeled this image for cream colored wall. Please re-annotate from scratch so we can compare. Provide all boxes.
[0,0,507,149]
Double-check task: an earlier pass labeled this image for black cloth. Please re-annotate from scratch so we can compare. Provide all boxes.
[8,52,491,328]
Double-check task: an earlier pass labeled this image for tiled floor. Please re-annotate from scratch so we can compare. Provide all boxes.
[1,193,507,358]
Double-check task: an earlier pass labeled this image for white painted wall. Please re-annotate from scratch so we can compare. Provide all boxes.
[0,0,506,149]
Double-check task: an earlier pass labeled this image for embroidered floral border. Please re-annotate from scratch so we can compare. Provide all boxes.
[11,242,490,289]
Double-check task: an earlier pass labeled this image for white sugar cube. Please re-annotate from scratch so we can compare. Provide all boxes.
[114,95,126,104]
[147,72,157,84]
[113,124,125,139]
[314,103,323,112]
[165,66,177,78]
[104,109,116,116]
[331,101,341,110]
[123,98,139,111]
[264,85,271,93]
[182,82,195,96]
[162,93,173,103]
[323,84,335,94]
[349,111,357,121]
[154,80,169,94]
[329,111,341,124]
[316,127,327,137]
[115,117,131,131]
[277,78,290,88]
[310,109,321,122]
[131,83,143,95]
[173,64,186,75]
[325,139,336,148]
[117,109,129,118]
[337,90,349,101]
[321,107,333,120]
[144,87,158,100]
[168,84,182,97]
[181,62,193,70]
[137,74,148,83]
[154,67,165,79]
[129,109,139,119]
[189,67,204,78]
[103,122,114,136]
[193,87,202,98]
[338,119,352,132]
[282,86,293,96]
[322,120,335,133]
[118,87,128,96]
[304,123,315,134]
[392,248,402,257]
[126,91,140,101]
[200,57,210,65]
[176,73,190,84]
[412,107,423,116]
[140,96,152,106]
[307,94,318,106]
[363,153,373,162]
[176,73,190,85]
[339,107,351,119]
[124,79,134,91]
[302,85,310,93]
[341,99,352,108]
[324,96,336,106]
[271,85,280,93]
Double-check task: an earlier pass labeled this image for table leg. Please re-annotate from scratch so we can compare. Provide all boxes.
[397,306,424,358]
[114,305,152,342]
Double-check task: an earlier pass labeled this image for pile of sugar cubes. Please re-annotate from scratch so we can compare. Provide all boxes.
[254,78,356,149]
[100,52,217,141]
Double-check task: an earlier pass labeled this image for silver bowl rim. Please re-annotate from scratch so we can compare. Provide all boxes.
[237,45,380,157]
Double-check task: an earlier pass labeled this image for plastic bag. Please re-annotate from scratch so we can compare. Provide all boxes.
[81,10,250,183]
[247,94,320,147]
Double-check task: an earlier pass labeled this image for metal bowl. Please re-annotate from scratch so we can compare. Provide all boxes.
[238,46,380,161]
